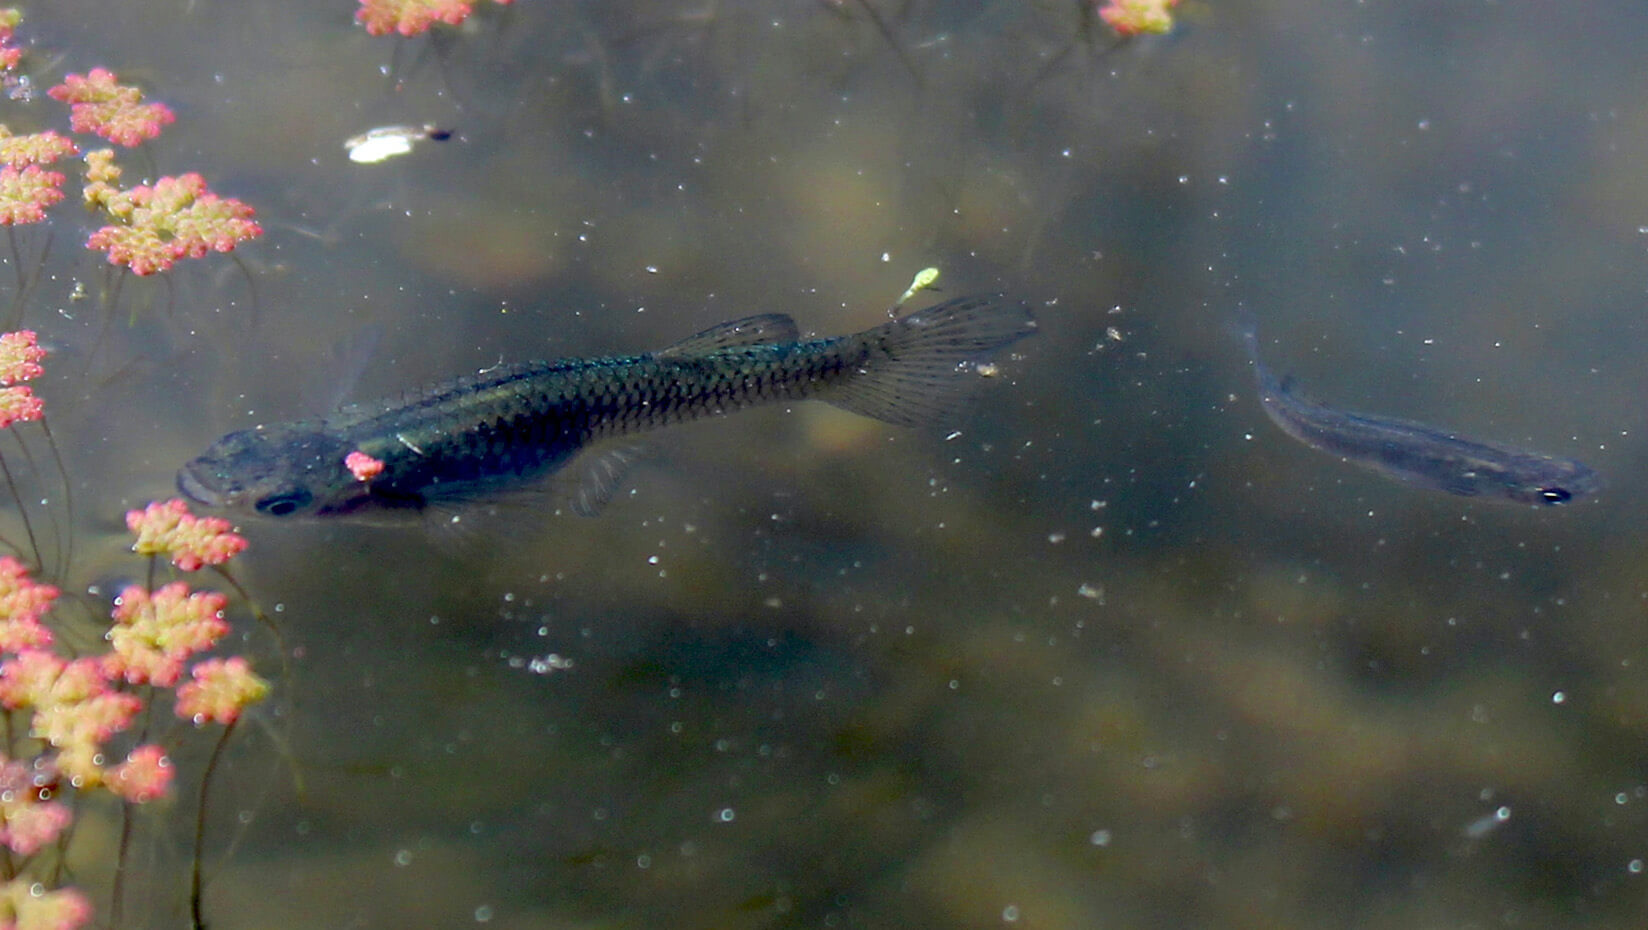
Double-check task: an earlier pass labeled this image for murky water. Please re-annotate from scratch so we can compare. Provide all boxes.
[5,0,1648,927]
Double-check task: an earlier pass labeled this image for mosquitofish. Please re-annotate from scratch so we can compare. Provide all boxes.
[178,295,1037,520]
[1239,317,1600,506]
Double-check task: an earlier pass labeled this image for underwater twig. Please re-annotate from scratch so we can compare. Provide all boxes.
[1021,0,1130,103]
[845,0,922,87]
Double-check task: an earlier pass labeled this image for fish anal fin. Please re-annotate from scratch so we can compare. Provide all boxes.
[658,314,800,357]
[552,441,654,517]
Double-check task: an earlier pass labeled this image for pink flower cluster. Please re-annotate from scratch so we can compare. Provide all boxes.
[0,556,56,651]
[0,498,267,826]
[46,68,174,148]
[0,877,89,930]
[0,164,61,225]
[1096,0,1180,37]
[356,0,515,37]
[345,450,386,481]
[0,649,145,787]
[0,129,76,170]
[0,753,68,856]
[0,330,44,384]
[0,129,76,227]
[84,171,263,276]
[105,582,228,687]
[0,8,23,72]
[0,13,264,280]
[0,330,43,429]
[126,498,248,571]
[177,656,268,725]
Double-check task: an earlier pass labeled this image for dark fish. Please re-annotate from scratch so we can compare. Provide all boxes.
[1240,318,1600,506]
[178,295,1036,520]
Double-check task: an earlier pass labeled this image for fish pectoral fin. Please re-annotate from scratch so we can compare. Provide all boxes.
[657,314,801,356]
[555,442,655,517]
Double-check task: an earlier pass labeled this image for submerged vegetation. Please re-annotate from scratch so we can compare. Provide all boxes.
[0,339,269,930]
[0,8,280,928]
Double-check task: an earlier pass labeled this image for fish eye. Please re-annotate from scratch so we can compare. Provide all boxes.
[256,489,313,517]
[1538,487,1572,505]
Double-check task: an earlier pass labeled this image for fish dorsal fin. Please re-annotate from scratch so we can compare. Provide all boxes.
[657,313,800,357]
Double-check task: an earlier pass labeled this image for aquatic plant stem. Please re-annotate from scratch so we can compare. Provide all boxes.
[191,717,238,930]
[35,416,73,582]
[4,228,22,329]
[0,444,42,571]
[109,799,134,928]
[3,228,53,331]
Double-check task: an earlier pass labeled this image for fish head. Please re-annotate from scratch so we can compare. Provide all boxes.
[178,423,365,519]
[1498,456,1603,507]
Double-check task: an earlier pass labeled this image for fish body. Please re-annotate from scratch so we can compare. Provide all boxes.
[178,295,1036,520]
[1240,319,1599,506]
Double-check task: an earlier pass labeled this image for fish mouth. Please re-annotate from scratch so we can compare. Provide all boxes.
[175,461,226,508]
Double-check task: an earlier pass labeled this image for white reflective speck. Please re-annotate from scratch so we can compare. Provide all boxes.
[1463,805,1511,839]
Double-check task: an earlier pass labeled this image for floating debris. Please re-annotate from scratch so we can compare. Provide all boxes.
[344,124,452,164]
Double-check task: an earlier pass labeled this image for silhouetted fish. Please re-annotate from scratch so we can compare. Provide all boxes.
[1239,315,1599,506]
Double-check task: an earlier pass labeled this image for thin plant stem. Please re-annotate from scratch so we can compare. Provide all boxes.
[210,565,287,673]
[0,449,42,572]
[48,788,81,887]
[109,799,135,929]
[191,717,238,930]
[159,268,176,322]
[4,227,23,328]
[35,415,72,582]
[230,253,260,332]
[8,229,53,331]
[210,565,304,797]
[6,428,60,578]
[84,266,125,377]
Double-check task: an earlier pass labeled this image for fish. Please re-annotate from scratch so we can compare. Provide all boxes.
[1239,315,1600,506]
[178,295,1037,520]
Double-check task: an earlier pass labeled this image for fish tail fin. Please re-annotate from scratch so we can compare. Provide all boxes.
[821,294,1036,427]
